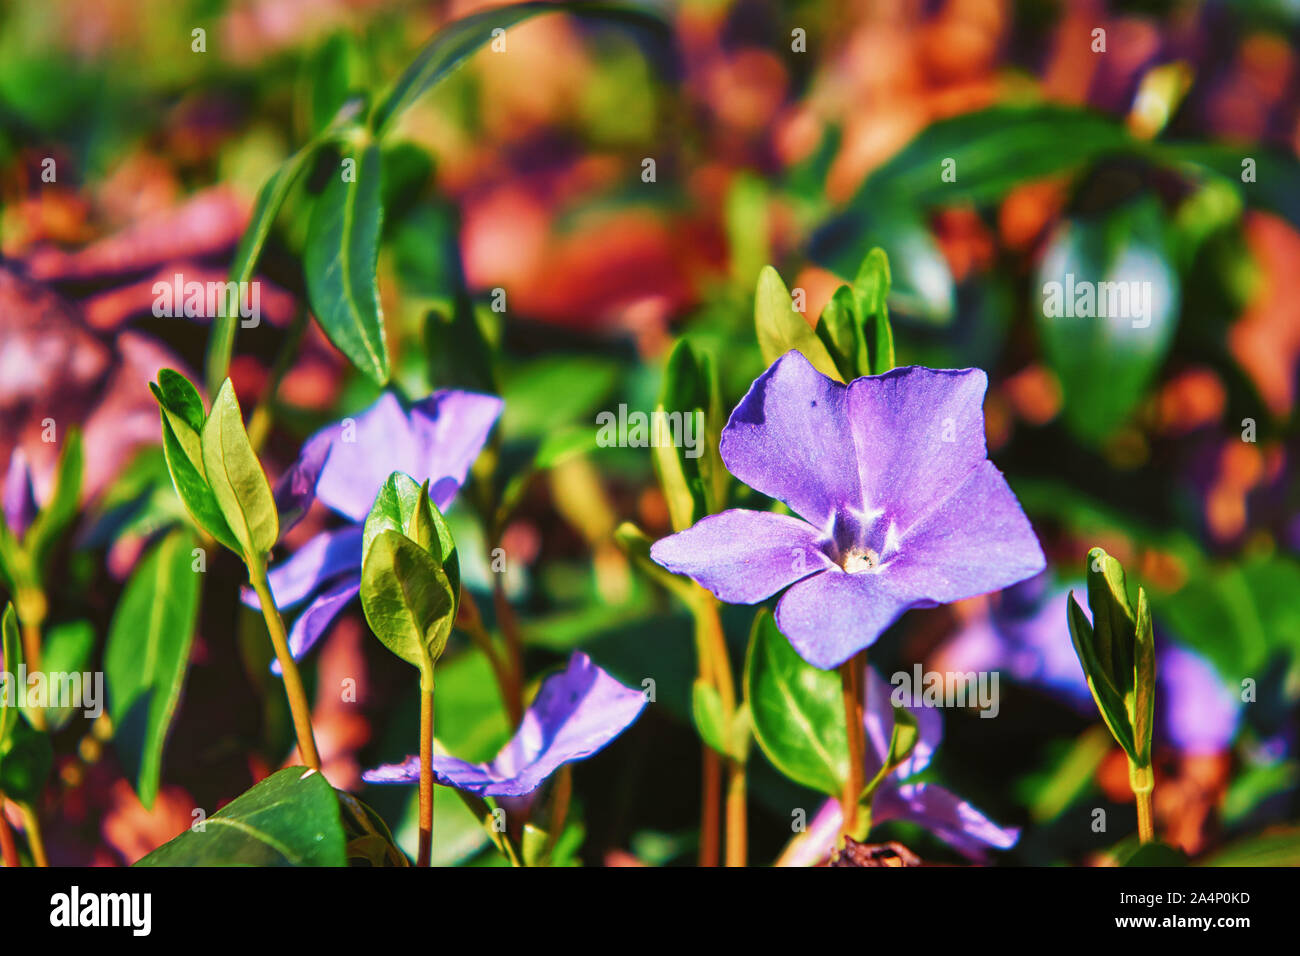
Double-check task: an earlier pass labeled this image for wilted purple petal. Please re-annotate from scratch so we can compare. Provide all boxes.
[242,524,364,611]
[362,652,646,797]
[273,428,334,536]
[3,450,37,539]
[649,509,832,604]
[270,574,362,675]
[1158,643,1241,754]
[863,667,943,780]
[720,350,861,528]
[884,461,1045,605]
[775,567,921,669]
[872,780,1019,859]
[847,367,990,532]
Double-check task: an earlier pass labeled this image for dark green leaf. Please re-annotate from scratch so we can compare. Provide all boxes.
[0,719,52,805]
[136,767,346,866]
[304,143,390,385]
[744,609,847,797]
[23,427,83,571]
[105,529,201,809]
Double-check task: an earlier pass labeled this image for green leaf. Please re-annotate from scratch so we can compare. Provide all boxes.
[744,609,847,797]
[105,529,201,810]
[360,530,455,672]
[305,142,390,385]
[304,33,362,136]
[691,679,728,755]
[150,370,243,554]
[813,286,865,381]
[1067,591,1137,760]
[370,2,666,135]
[1121,841,1188,867]
[1202,826,1300,867]
[853,247,895,374]
[200,379,279,562]
[27,618,95,732]
[1085,546,1137,687]
[336,789,408,867]
[22,427,83,571]
[1036,198,1180,445]
[0,719,52,805]
[136,767,346,866]
[0,603,21,749]
[364,473,460,612]
[425,293,498,394]
[1132,587,1155,766]
[754,265,842,381]
[854,104,1132,208]
[861,705,918,804]
[657,339,728,524]
[207,133,338,395]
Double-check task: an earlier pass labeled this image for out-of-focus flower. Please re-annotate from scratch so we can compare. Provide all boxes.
[3,449,39,539]
[782,667,1018,866]
[243,390,502,668]
[938,574,1243,754]
[362,652,646,797]
[650,350,1045,669]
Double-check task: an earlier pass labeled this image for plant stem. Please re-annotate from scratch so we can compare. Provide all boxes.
[458,591,520,725]
[1129,760,1155,844]
[0,796,18,867]
[725,759,747,867]
[247,310,308,454]
[699,747,720,867]
[418,671,435,868]
[248,563,321,771]
[16,801,46,867]
[492,573,526,721]
[19,617,46,732]
[838,650,868,839]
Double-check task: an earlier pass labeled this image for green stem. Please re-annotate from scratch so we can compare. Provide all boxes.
[838,650,868,840]
[724,759,747,867]
[248,562,321,771]
[1129,760,1155,844]
[418,671,434,867]
[15,801,46,867]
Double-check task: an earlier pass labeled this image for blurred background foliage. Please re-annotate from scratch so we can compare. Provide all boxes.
[0,0,1298,865]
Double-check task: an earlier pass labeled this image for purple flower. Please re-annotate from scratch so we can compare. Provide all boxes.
[3,449,38,539]
[244,390,502,668]
[941,574,1242,753]
[783,667,1018,865]
[650,350,1045,669]
[363,652,647,797]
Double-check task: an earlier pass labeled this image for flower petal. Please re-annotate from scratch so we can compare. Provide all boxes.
[774,567,919,669]
[864,667,943,780]
[886,461,1045,605]
[407,391,505,511]
[1158,643,1241,754]
[270,574,361,675]
[872,780,1019,859]
[242,524,363,611]
[649,508,832,604]
[273,428,334,535]
[720,350,861,528]
[3,449,37,539]
[314,393,416,521]
[847,366,990,532]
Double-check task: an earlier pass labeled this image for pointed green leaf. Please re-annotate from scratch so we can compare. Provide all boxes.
[1086,546,1137,689]
[0,603,21,749]
[200,379,279,562]
[1067,591,1137,760]
[23,427,83,571]
[853,246,895,374]
[744,609,848,797]
[813,285,866,381]
[136,767,346,866]
[658,339,727,520]
[360,530,455,671]
[27,619,94,732]
[105,529,201,810]
[1132,587,1156,765]
[151,370,243,554]
[363,472,429,556]
[305,143,390,385]
[755,266,842,381]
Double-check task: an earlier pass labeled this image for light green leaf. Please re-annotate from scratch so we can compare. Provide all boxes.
[853,246,895,374]
[754,265,842,381]
[136,767,346,866]
[150,370,243,554]
[27,618,94,732]
[1067,591,1137,760]
[1132,587,1155,766]
[22,427,83,571]
[691,679,728,755]
[105,529,201,810]
[744,609,847,797]
[360,529,455,671]
[200,379,279,562]
[0,603,21,748]
[305,143,390,385]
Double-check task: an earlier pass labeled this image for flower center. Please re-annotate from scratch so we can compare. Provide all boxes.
[840,547,881,574]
